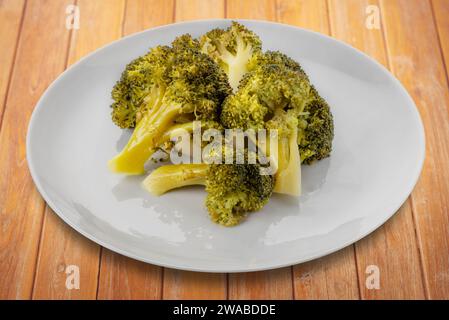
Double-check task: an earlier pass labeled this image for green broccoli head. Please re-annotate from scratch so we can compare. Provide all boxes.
[240,51,334,165]
[205,163,274,226]
[221,64,312,196]
[110,34,216,129]
[111,45,173,128]
[298,87,334,164]
[109,39,231,175]
[171,33,201,51]
[200,21,262,91]
[163,46,231,120]
[241,50,309,89]
[248,51,308,79]
[221,64,312,130]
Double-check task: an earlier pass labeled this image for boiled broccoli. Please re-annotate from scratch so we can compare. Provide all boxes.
[143,160,274,226]
[246,50,309,81]
[200,21,262,92]
[111,45,174,128]
[108,35,231,175]
[297,87,334,164]
[172,33,202,51]
[221,64,317,196]
[241,50,334,164]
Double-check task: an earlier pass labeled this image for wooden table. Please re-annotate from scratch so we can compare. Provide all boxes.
[1,0,448,300]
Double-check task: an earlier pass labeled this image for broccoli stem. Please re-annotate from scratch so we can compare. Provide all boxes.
[108,100,183,175]
[142,164,208,196]
[272,127,301,196]
[220,37,254,92]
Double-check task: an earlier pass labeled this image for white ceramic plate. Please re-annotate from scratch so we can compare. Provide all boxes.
[27,20,425,272]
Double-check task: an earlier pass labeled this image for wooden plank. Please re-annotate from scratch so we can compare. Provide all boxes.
[176,0,224,21]
[32,0,125,300]
[32,211,101,299]
[96,0,174,300]
[328,0,425,299]
[163,271,227,300]
[97,249,162,299]
[275,0,330,33]
[380,0,449,299]
[329,0,385,61]
[354,202,425,299]
[226,0,276,21]
[293,249,358,299]
[276,0,359,300]
[161,0,227,300]
[225,0,294,300]
[0,0,72,299]
[432,0,449,73]
[175,0,223,23]
[123,0,174,35]
[229,268,293,300]
[0,0,25,124]
[66,0,125,65]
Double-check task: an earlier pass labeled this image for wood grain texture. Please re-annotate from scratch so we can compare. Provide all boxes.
[354,202,425,299]
[123,0,174,35]
[96,0,173,300]
[380,0,449,299]
[32,0,125,299]
[0,0,25,124]
[276,0,330,33]
[432,0,449,74]
[227,0,276,20]
[293,249,359,299]
[328,0,425,300]
[163,271,227,300]
[0,0,72,299]
[176,0,224,21]
[32,211,101,299]
[276,0,359,300]
[97,249,162,299]
[229,268,293,300]
[161,0,228,300]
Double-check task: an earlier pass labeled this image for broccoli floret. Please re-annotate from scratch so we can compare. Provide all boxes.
[298,87,334,164]
[142,161,274,226]
[110,34,217,129]
[206,163,273,226]
[247,50,308,79]
[221,64,312,128]
[108,36,231,175]
[172,33,201,51]
[200,21,262,92]
[221,64,315,196]
[111,45,174,128]
[239,50,309,89]
[239,51,334,165]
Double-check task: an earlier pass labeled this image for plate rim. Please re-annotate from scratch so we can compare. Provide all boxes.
[26,19,426,273]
